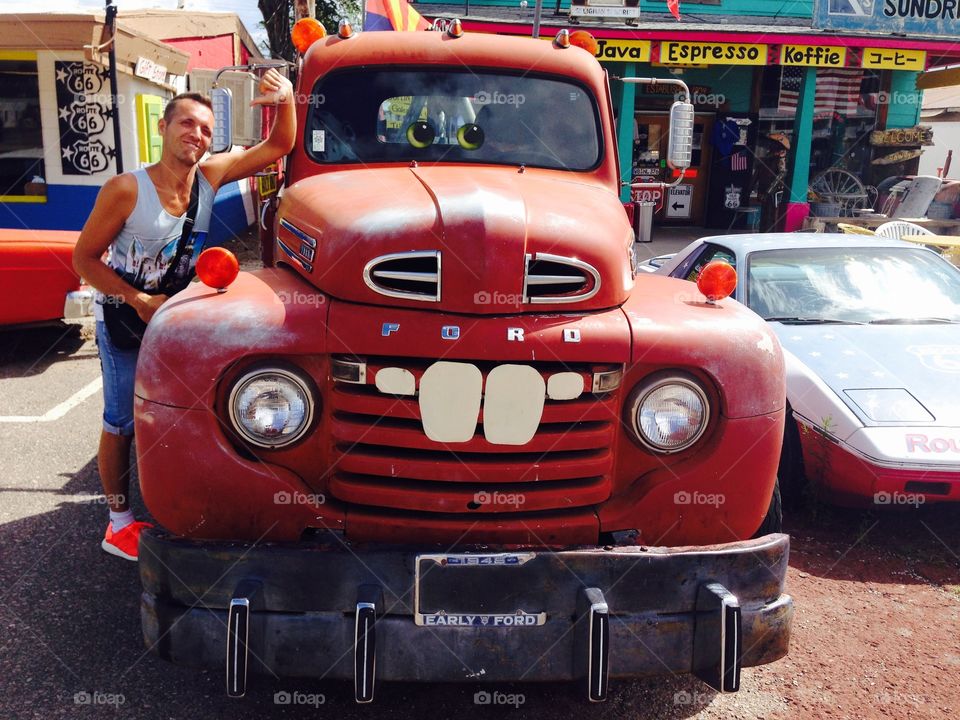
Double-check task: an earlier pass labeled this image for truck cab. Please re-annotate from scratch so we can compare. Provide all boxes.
[135,26,791,703]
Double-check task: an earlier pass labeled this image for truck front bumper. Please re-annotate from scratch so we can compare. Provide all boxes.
[139,530,792,702]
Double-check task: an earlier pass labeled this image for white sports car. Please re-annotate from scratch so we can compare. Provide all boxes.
[656,233,960,507]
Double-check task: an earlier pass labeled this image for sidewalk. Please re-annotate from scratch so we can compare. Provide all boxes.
[633,225,712,261]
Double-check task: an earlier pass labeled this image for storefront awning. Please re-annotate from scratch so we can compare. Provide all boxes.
[917,66,960,90]
[0,13,189,79]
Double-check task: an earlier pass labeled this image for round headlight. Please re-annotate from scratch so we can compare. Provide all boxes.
[629,375,709,453]
[228,368,315,448]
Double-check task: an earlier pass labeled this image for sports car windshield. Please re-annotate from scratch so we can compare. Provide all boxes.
[746,247,960,323]
[304,69,600,170]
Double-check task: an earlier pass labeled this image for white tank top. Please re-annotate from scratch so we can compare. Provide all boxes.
[95,167,215,319]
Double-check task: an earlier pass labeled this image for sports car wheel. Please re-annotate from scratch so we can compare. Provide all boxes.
[753,479,783,537]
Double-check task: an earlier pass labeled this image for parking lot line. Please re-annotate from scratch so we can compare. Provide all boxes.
[0,376,102,423]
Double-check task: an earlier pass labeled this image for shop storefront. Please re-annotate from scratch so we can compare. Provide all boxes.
[419,1,960,231]
[0,11,261,240]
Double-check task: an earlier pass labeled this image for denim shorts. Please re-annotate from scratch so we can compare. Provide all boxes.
[96,320,139,436]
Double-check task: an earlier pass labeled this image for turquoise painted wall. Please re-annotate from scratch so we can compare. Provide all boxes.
[429,0,813,18]
[622,64,753,113]
[887,71,922,129]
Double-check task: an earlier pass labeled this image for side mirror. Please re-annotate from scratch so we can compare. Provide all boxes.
[211,87,234,154]
[667,101,694,170]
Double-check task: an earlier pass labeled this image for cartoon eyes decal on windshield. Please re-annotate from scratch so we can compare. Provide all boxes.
[406,121,436,149]
[456,123,484,150]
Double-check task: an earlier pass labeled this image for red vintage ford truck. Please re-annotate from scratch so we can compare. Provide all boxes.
[135,25,791,703]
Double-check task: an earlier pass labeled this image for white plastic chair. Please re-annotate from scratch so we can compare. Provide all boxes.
[874,220,934,240]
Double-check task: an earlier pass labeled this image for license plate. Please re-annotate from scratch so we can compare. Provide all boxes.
[414,553,547,627]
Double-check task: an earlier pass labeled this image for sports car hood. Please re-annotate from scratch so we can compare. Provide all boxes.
[772,323,960,425]
[276,166,634,314]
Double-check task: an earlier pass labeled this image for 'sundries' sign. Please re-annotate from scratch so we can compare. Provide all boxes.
[815,0,956,41]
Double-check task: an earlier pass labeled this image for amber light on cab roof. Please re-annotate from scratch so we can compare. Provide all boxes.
[292,18,327,54]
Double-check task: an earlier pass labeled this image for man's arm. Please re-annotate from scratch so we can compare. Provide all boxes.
[201,69,297,190]
[73,174,167,323]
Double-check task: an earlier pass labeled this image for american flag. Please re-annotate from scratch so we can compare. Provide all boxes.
[814,68,863,117]
[778,67,864,117]
[731,152,748,171]
[778,67,804,113]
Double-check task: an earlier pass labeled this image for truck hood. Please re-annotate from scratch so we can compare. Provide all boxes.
[773,323,960,426]
[276,166,634,314]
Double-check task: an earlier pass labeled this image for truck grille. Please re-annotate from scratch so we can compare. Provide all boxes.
[523,253,600,304]
[363,251,441,302]
[327,358,619,514]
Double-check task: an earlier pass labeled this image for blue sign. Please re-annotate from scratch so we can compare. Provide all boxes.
[814,0,959,39]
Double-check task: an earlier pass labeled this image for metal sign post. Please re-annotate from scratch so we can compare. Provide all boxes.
[104,0,122,173]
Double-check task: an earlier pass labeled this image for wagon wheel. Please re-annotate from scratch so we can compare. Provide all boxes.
[811,168,866,200]
[811,168,868,217]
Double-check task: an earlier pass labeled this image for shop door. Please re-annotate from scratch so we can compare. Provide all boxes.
[136,94,164,165]
[633,113,713,225]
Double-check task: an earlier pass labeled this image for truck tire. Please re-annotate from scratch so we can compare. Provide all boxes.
[752,479,783,537]
[779,410,806,510]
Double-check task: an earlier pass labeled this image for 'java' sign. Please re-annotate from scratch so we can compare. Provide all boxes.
[592,39,651,63]
[815,0,956,41]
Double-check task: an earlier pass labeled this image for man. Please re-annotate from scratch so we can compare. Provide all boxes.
[74,69,296,561]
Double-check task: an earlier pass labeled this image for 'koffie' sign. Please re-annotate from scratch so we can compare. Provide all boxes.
[815,0,958,40]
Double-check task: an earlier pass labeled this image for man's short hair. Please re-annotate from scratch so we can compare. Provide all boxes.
[163,92,213,123]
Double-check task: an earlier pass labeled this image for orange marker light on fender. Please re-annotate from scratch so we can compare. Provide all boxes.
[569,30,599,56]
[696,260,737,302]
[291,18,327,54]
[196,247,239,292]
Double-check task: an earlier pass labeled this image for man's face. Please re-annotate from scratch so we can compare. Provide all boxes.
[159,100,214,165]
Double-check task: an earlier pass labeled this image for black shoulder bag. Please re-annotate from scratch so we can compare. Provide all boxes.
[102,176,200,351]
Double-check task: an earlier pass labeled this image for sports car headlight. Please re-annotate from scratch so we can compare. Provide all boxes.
[228,368,315,448]
[628,374,709,453]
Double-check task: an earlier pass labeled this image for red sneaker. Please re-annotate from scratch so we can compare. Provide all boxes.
[101,520,154,561]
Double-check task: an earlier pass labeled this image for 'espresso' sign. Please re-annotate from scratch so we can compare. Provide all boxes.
[780,44,847,67]
[660,42,768,65]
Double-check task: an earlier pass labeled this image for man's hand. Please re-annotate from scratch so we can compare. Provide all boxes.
[133,292,169,323]
[202,68,297,189]
[252,68,293,107]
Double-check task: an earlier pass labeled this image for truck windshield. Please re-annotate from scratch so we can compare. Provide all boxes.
[305,68,601,170]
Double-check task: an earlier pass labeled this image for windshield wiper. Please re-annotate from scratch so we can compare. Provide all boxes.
[763,317,865,325]
[867,317,959,324]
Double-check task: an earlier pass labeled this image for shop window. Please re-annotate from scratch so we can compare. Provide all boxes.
[757,66,881,180]
[809,68,881,181]
[0,53,45,202]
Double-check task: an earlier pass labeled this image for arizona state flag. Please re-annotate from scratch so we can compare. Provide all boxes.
[364,0,431,31]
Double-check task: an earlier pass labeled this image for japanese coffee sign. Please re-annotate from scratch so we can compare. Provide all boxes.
[815,0,952,43]
[55,61,116,176]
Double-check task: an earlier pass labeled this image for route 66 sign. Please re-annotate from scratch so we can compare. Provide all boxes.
[55,61,115,176]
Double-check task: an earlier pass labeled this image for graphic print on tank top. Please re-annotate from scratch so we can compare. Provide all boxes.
[111,229,209,292]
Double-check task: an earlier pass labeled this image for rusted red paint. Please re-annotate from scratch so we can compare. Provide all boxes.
[137,32,786,548]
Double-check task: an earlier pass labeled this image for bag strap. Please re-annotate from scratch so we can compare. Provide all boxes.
[158,170,201,294]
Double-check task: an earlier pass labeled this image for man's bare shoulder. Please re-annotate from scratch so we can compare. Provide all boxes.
[97,172,138,213]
